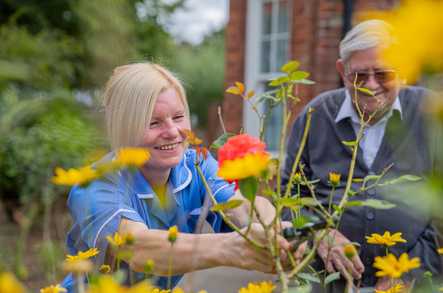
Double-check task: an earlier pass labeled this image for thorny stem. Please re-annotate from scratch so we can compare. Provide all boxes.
[288,229,328,278]
[217,106,227,134]
[195,164,265,249]
[276,93,292,197]
[284,108,314,199]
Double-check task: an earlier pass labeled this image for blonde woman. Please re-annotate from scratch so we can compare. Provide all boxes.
[61,63,294,292]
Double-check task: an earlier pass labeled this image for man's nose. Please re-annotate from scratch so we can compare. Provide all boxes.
[364,73,380,89]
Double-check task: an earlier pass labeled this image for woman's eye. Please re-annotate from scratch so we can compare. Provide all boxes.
[173,115,184,121]
[150,121,159,128]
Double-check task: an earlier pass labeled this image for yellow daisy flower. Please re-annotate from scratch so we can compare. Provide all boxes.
[373,253,420,279]
[364,0,443,82]
[238,281,275,293]
[438,248,443,255]
[329,172,341,187]
[375,283,404,293]
[99,265,111,274]
[66,247,99,262]
[114,147,150,168]
[366,231,407,247]
[52,166,99,186]
[40,284,67,293]
[168,225,178,244]
[343,244,358,259]
[0,272,25,293]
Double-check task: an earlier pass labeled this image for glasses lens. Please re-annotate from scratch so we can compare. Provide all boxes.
[374,70,396,83]
[351,72,370,85]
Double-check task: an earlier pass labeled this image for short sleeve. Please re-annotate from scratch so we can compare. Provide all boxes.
[66,176,145,265]
[199,152,235,203]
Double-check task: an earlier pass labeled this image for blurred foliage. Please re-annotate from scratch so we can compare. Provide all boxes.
[0,0,225,216]
[0,88,105,205]
[172,30,225,127]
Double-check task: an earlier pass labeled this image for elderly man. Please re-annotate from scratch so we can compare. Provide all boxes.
[282,19,441,291]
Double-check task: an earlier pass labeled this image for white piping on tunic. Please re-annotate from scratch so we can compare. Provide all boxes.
[93,208,138,247]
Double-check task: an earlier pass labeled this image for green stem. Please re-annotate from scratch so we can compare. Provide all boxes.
[284,107,314,199]
[195,165,264,249]
[276,96,291,197]
[167,244,173,290]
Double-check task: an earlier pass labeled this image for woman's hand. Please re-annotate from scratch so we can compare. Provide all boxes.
[317,229,364,280]
[223,223,290,273]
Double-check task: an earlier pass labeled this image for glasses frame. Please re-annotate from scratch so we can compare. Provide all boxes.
[345,69,397,86]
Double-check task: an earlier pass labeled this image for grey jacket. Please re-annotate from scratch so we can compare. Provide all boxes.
[282,86,442,286]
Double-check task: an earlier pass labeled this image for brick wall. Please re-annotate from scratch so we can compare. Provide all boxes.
[222,0,400,134]
[221,0,247,134]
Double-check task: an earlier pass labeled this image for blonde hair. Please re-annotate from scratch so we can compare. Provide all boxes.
[102,63,189,150]
[339,19,395,62]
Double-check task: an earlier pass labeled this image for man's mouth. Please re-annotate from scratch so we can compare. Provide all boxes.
[154,141,182,151]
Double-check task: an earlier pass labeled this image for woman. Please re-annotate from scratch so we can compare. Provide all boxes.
[62,63,291,291]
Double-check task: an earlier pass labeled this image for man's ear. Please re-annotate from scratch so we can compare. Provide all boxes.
[336,59,346,81]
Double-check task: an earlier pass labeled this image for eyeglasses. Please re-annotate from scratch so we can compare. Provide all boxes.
[346,70,397,85]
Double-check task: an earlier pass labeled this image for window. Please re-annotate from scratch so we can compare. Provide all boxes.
[244,0,291,152]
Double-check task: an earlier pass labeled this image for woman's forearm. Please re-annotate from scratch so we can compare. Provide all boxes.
[119,220,234,275]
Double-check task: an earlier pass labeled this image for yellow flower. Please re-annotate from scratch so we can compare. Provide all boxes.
[168,225,178,243]
[329,172,341,187]
[373,253,420,279]
[218,152,271,181]
[106,232,134,248]
[99,265,111,274]
[343,244,358,259]
[62,259,93,274]
[144,259,155,274]
[86,275,122,293]
[0,272,25,293]
[114,147,150,168]
[438,248,443,255]
[66,247,99,262]
[172,288,185,293]
[40,284,67,293]
[363,1,443,82]
[52,166,99,186]
[238,281,275,293]
[366,231,407,247]
[375,283,404,293]
[183,129,203,145]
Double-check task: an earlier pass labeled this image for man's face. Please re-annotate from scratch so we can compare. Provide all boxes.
[336,47,400,124]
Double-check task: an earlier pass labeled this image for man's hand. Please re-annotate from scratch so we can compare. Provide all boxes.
[317,229,364,280]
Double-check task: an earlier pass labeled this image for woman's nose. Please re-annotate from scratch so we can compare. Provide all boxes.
[162,119,180,137]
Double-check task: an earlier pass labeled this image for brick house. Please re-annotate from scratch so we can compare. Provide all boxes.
[222,0,399,150]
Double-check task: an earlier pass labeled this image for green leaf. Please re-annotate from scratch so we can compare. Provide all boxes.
[298,272,321,283]
[324,272,341,285]
[292,215,309,229]
[209,132,235,150]
[345,199,395,209]
[290,71,310,81]
[342,140,357,147]
[211,200,244,212]
[296,78,315,85]
[268,76,289,87]
[347,189,357,197]
[288,284,312,293]
[356,87,375,96]
[239,176,258,201]
[379,175,422,186]
[276,197,318,208]
[281,60,300,73]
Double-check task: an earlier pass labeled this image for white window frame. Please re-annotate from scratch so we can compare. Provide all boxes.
[244,0,292,150]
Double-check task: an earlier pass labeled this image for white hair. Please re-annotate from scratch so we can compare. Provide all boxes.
[339,19,395,62]
[102,63,189,150]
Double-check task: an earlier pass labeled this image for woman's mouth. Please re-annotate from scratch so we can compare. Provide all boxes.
[154,142,182,151]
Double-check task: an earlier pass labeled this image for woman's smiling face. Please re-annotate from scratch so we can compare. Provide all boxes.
[141,88,190,172]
